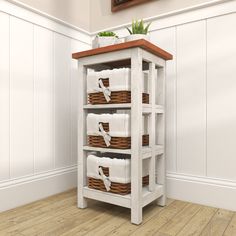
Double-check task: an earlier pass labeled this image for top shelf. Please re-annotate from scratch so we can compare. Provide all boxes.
[72,39,173,61]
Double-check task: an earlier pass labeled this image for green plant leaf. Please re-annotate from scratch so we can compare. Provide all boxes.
[140,19,144,34]
[144,22,151,34]
[126,27,132,35]
[128,19,152,35]
[132,19,135,34]
[97,31,118,38]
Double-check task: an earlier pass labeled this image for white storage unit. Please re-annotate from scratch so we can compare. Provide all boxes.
[72,40,172,224]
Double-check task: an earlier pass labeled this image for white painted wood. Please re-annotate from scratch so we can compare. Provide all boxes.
[76,46,167,223]
[0,12,10,181]
[10,16,34,178]
[77,64,88,208]
[71,40,90,165]
[77,49,132,67]
[0,4,91,212]
[131,48,143,225]
[156,67,166,206]
[207,13,236,181]
[84,104,164,114]
[142,184,164,207]
[149,62,156,192]
[0,0,91,44]
[167,172,236,211]
[151,27,177,173]
[83,187,131,209]
[142,104,164,114]
[84,104,132,109]
[0,166,77,212]
[93,0,236,37]
[142,50,165,67]
[54,32,71,168]
[83,146,131,155]
[176,21,207,176]
[34,25,54,173]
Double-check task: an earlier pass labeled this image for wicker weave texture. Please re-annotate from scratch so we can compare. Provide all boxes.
[88,91,149,104]
[88,175,149,195]
[88,134,149,149]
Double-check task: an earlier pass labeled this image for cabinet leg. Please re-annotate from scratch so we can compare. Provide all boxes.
[131,205,143,225]
[157,194,166,207]
[78,193,88,209]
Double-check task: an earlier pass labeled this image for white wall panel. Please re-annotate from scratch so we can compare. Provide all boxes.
[0,12,10,181]
[176,21,206,175]
[54,33,71,168]
[10,17,34,178]
[151,27,177,172]
[70,40,90,165]
[207,13,236,180]
[34,26,54,173]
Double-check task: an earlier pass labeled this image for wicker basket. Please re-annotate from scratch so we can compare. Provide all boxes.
[88,91,149,105]
[88,166,149,195]
[88,78,149,104]
[88,134,149,149]
[88,122,149,149]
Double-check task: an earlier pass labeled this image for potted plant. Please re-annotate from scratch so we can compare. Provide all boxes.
[92,31,120,48]
[125,19,151,42]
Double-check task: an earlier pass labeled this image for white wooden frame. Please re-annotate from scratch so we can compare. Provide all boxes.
[77,47,167,224]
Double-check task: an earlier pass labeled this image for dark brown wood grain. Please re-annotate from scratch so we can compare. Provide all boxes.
[111,0,152,12]
[72,39,173,61]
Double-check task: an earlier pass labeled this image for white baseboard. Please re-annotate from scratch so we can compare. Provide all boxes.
[0,166,77,212]
[167,173,236,211]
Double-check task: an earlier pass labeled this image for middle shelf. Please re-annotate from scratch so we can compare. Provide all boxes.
[83,145,164,159]
[83,104,164,114]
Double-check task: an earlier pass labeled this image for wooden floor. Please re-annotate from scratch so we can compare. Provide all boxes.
[0,189,235,236]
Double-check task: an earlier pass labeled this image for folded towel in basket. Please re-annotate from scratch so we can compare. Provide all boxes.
[87,113,131,137]
[87,113,111,136]
[87,154,149,184]
[87,68,148,93]
[87,113,147,137]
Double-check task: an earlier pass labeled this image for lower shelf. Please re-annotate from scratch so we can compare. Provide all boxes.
[82,184,163,209]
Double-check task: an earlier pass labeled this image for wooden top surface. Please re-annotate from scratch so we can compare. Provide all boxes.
[72,39,173,61]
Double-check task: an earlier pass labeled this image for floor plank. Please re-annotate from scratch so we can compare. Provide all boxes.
[176,206,217,236]
[223,213,236,236]
[0,189,235,236]
[60,205,124,236]
[200,209,234,236]
[21,201,110,236]
[0,193,76,231]
[108,199,174,236]
[129,200,188,236]
[155,203,202,236]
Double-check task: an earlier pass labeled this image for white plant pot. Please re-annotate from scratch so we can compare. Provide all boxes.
[125,34,150,42]
[92,36,118,48]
